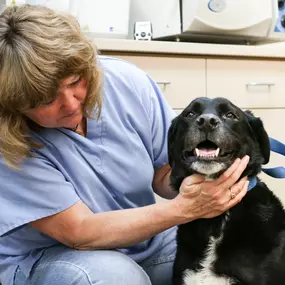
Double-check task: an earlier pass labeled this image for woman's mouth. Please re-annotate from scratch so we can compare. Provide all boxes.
[62,109,81,119]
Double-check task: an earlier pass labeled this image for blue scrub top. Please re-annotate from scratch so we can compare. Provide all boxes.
[0,56,177,285]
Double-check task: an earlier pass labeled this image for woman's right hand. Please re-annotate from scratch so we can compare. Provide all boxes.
[171,155,250,223]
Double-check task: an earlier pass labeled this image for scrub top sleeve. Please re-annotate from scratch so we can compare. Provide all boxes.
[0,153,80,237]
[145,74,177,169]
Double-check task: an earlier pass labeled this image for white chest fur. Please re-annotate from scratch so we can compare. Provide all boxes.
[182,235,235,285]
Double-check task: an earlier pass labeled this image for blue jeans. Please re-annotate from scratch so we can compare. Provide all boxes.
[13,231,177,285]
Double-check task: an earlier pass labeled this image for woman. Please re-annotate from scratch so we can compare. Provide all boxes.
[0,4,249,285]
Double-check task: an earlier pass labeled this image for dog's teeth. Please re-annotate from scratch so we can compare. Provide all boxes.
[215,148,220,157]
[195,148,200,157]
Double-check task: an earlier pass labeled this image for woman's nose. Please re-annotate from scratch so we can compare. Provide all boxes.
[61,89,79,111]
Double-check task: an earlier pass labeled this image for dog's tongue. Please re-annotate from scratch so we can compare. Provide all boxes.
[195,148,219,157]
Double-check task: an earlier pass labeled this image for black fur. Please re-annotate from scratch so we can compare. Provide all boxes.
[169,97,285,285]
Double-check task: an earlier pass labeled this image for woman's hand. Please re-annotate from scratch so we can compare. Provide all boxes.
[171,155,250,223]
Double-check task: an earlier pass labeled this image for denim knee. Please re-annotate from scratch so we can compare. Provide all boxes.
[15,246,152,285]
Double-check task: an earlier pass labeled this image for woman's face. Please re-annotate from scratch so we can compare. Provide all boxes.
[25,75,87,129]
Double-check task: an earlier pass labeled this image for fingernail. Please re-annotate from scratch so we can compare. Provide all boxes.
[184,176,197,186]
[235,158,241,164]
[184,177,192,186]
[244,155,250,163]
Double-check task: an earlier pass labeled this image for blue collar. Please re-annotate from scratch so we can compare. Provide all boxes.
[247,176,257,191]
[247,137,285,191]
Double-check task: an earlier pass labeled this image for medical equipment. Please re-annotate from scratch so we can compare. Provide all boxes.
[134,22,152,41]
[129,0,284,44]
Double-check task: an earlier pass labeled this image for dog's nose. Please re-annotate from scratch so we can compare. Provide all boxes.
[196,114,220,130]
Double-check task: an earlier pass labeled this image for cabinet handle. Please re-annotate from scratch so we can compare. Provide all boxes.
[156,81,171,91]
[246,82,275,87]
[156,81,171,85]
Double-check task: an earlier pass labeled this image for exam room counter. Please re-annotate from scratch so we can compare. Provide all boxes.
[96,38,285,204]
[95,38,285,59]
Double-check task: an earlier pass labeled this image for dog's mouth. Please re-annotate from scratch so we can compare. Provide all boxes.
[183,140,233,162]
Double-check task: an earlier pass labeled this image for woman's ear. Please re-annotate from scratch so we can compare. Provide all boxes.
[245,110,270,164]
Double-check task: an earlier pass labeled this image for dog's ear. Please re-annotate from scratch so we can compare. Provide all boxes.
[244,110,270,164]
[168,116,179,167]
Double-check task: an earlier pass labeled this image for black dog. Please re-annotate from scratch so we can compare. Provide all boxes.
[168,97,285,285]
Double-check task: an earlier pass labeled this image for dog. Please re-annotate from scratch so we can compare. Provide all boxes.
[168,97,285,285]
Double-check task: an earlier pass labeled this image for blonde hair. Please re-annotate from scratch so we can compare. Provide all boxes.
[0,4,102,167]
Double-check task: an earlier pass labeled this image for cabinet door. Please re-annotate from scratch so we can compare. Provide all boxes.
[207,59,285,109]
[105,54,206,110]
[252,109,285,204]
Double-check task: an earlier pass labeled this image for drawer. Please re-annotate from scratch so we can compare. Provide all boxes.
[207,59,285,109]
[106,54,206,109]
[251,109,285,204]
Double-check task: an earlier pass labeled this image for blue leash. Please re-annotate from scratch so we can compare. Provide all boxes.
[262,138,285,178]
[248,137,285,190]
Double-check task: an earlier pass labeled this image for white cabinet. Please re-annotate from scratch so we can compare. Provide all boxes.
[207,59,285,109]
[108,54,206,110]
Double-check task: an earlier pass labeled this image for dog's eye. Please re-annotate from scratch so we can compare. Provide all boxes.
[185,111,195,118]
[225,112,237,119]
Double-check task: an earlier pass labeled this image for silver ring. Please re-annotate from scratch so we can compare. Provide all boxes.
[230,189,236,199]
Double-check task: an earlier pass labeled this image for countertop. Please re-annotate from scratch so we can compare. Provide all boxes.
[94,38,285,59]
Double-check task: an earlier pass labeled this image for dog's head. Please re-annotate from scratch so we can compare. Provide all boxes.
[168,97,270,190]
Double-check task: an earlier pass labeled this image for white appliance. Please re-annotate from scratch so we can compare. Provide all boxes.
[129,0,282,44]
[23,0,130,39]
[76,0,130,39]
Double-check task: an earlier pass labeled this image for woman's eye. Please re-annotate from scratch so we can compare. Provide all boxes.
[225,112,237,119]
[185,111,195,118]
[67,77,81,88]
[44,98,56,106]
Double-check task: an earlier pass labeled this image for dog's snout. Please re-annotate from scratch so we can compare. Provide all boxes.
[196,114,220,130]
